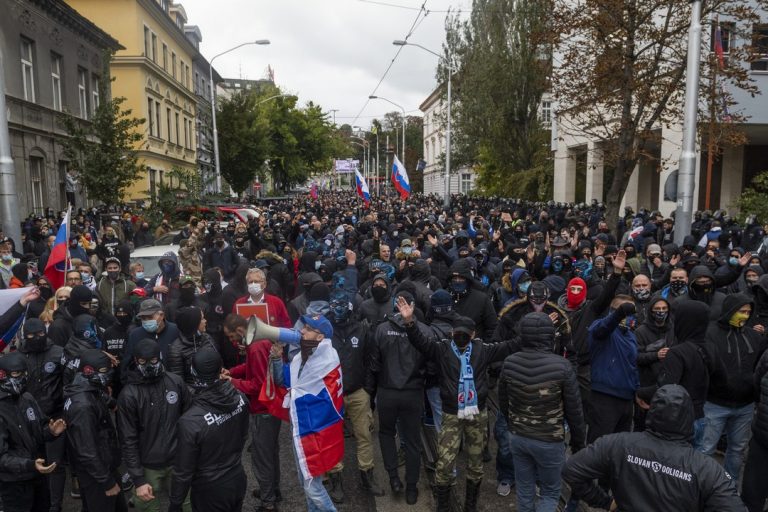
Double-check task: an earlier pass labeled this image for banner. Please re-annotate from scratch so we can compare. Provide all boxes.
[334,159,360,174]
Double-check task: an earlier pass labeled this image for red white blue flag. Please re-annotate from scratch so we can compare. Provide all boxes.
[44,207,70,290]
[286,339,345,479]
[391,155,411,200]
[355,169,371,205]
[714,24,725,70]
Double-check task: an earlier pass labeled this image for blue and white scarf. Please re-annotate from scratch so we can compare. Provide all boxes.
[451,341,479,419]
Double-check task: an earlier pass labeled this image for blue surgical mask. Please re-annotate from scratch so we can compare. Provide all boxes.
[315,260,322,270]
[729,257,739,267]
[135,271,144,280]
[142,319,159,333]
[518,280,531,295]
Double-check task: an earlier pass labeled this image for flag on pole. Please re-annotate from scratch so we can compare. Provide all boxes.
[714,24,726,70]
[0,288,31,351]
[310,181,318,200]
[391,155,411,200]
[355,169,371,205]
[44,207,70,290]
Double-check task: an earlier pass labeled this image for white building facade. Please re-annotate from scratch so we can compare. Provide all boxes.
[419,86,476,196]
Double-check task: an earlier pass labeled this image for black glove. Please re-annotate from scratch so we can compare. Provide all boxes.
[617,302,636,319]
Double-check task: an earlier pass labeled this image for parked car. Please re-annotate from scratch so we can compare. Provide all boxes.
[130,244,181,277]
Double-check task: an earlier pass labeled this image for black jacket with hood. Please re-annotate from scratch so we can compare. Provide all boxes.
[706,293,767,408]
[563,385,744,512]
[499,312,585,448]
[331,316,374,395]
[673,265,726,320]
[748,273,768,329]
[18,337,65,418]
[116,363,191,487]
[357,273,393,327]
[449,260,498,340]
[0,390,52,482]
[169,380,249,507]
[144,252,182,305]
[63,376,122,492]
[166,308,219,386]
[635,295,676,387]
[369,314,429,391]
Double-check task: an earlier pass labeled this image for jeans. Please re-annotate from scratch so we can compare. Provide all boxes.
[510,435,565,512]
[426,386,443,432]
[698,401,754,481]
[494,414,515,485]
[293,445,336,512]
[692,417,707,451]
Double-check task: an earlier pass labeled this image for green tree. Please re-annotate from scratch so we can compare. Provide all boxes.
[60,66,145,205]
[443,0,553,199]
[735,170,768,222]
[216,90,271,194]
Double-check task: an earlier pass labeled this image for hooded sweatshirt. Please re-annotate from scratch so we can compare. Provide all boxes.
[706,293,767,408]
[144,252,181,305]
[674,265,725,320]
[635,295,676,387]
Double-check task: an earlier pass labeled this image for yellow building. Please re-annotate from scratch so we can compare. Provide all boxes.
[65,0,198,202]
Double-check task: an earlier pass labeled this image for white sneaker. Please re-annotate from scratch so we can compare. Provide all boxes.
[497,481,512,496]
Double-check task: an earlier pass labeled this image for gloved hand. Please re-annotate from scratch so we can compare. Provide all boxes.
[617,302,636,319]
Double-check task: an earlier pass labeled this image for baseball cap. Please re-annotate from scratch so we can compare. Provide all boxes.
[452,316,476,335]
[301,314,333,339]
[137,299,162,317]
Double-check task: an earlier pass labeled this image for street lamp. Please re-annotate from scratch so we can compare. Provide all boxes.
[369,95,405,171]
[355,126,379,196]
[209,39,271,193]
[394,39,453,208]
[350,135,369,183]
[256,93,292,106]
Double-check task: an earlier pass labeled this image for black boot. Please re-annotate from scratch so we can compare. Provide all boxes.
[328,471,346,504]
[390,474,404,493]
[405,484,419,505]
[360,468,385,496]
[464,479,481,512]
[434,485,451,511]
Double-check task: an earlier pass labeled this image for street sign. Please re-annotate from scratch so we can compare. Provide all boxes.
[253,183,262,191]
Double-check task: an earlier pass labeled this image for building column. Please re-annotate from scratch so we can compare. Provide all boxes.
[554,147,577,202]
[720,145,744,212]
[658,124,683,218]
[620,163,640,211]
[585,142,604,203]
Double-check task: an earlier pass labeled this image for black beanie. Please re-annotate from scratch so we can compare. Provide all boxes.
[68,285,93,316]
[191,349,222,383]
[175,306,202,337]
[23,318,46,336]
[309,283,330,302]
[11,263,28,282]
[134,339,160,360]
[79,348,111,373]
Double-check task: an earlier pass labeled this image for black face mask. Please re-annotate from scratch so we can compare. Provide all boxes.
[371,286,388,303]
[453,332,472,348]
[38,286,53,301]
[180,287,196,304]
[115,314,132,328]
[690,281,713,298]
[24,333,48,352]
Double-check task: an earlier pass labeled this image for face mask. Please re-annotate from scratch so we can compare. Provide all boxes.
[747,277,758,286]
[453,332,472,348]
[248,283,263,296]
[450,279,468,296]
[107,271,120,281]
[331,303,350,323]
[690,281,713,297]
[371,286,388,303]
[652,310,668,323]
[81,271,91,281]
[1,254,11,262]
[315,260,322,270]
[552,259,563,273]
[88,369,113,388]
[403,247,412,255]
[619,315,637,331]
[116,314,131,328]
[161,263,174,274]
[670,280,687,294]
[135,272,144,280]
[142,319,159,333]
[518,280,531,295]
[632,288,651,301]
[729,257,740,267]
[0,373,27,396]
[137,361,162,379]
[729,311,750,328]
[24,333,48,352]
[180,287,196,303]
[392,231,399,238]
[38,286,52,301]
[204,283,213,293]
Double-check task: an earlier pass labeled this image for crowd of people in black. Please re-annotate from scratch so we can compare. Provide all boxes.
[1,191,768,512]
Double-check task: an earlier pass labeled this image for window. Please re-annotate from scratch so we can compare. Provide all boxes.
[711,23,733,53]
[752,24,768,71]
[202,78,207,99]
[194,72,199,94]
[162,43,168,71]
[30,157,45,212]
[51,54,62,111]
[460,173,473,194]
[149,168,157,201]
[147,98,156,136]
[540,100,552,126]
[21,38,36,102]
[155,100,161,139]
[151,33,157,63]
[424,141,430,164]
[184,117,189,148]
[77,68,88,118]
[166,107,173,143]
[143,26,151,58]
[171,52,177,79]
[175,112,180,144]
[91,75,100,110]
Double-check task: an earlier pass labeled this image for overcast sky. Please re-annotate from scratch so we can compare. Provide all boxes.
[181,0,470,128]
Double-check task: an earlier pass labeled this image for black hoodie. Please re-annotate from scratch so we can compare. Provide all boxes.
[673,265,726,320]
[169,380,249,507]
[706,293,767,408]
[635,295,676,387]
[564,385,744,511]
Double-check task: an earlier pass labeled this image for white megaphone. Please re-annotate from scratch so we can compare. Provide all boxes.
[246,316,302,346]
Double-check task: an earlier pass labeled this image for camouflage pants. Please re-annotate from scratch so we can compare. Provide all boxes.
[435,410,488,486]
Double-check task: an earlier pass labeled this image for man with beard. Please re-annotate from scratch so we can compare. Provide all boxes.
[117,339,191,511]
[0,352,67,512]
[49,285,93,347]
[326,289,384,502]
[398,298,518,512]
[63,349,126,510]
[168,350,249,512]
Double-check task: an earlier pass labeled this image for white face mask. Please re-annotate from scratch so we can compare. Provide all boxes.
[248,283,263,296]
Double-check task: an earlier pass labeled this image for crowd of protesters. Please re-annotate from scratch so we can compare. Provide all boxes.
[1,192,768,512]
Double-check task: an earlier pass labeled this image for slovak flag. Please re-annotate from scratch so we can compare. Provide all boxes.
[391,155,411,200]
[355,169,371,205]
[285,339,345,480]
[44,207,70,290]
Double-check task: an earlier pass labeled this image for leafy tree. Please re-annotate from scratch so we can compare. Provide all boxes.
[216,90,271,194]
[735,170,768,222]
[552,0,761,229]
[60,64,145,205]
[443,0,553,199]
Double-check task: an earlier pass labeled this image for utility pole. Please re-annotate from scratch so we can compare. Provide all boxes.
[0,48,22,247]
[674,0,703,245]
